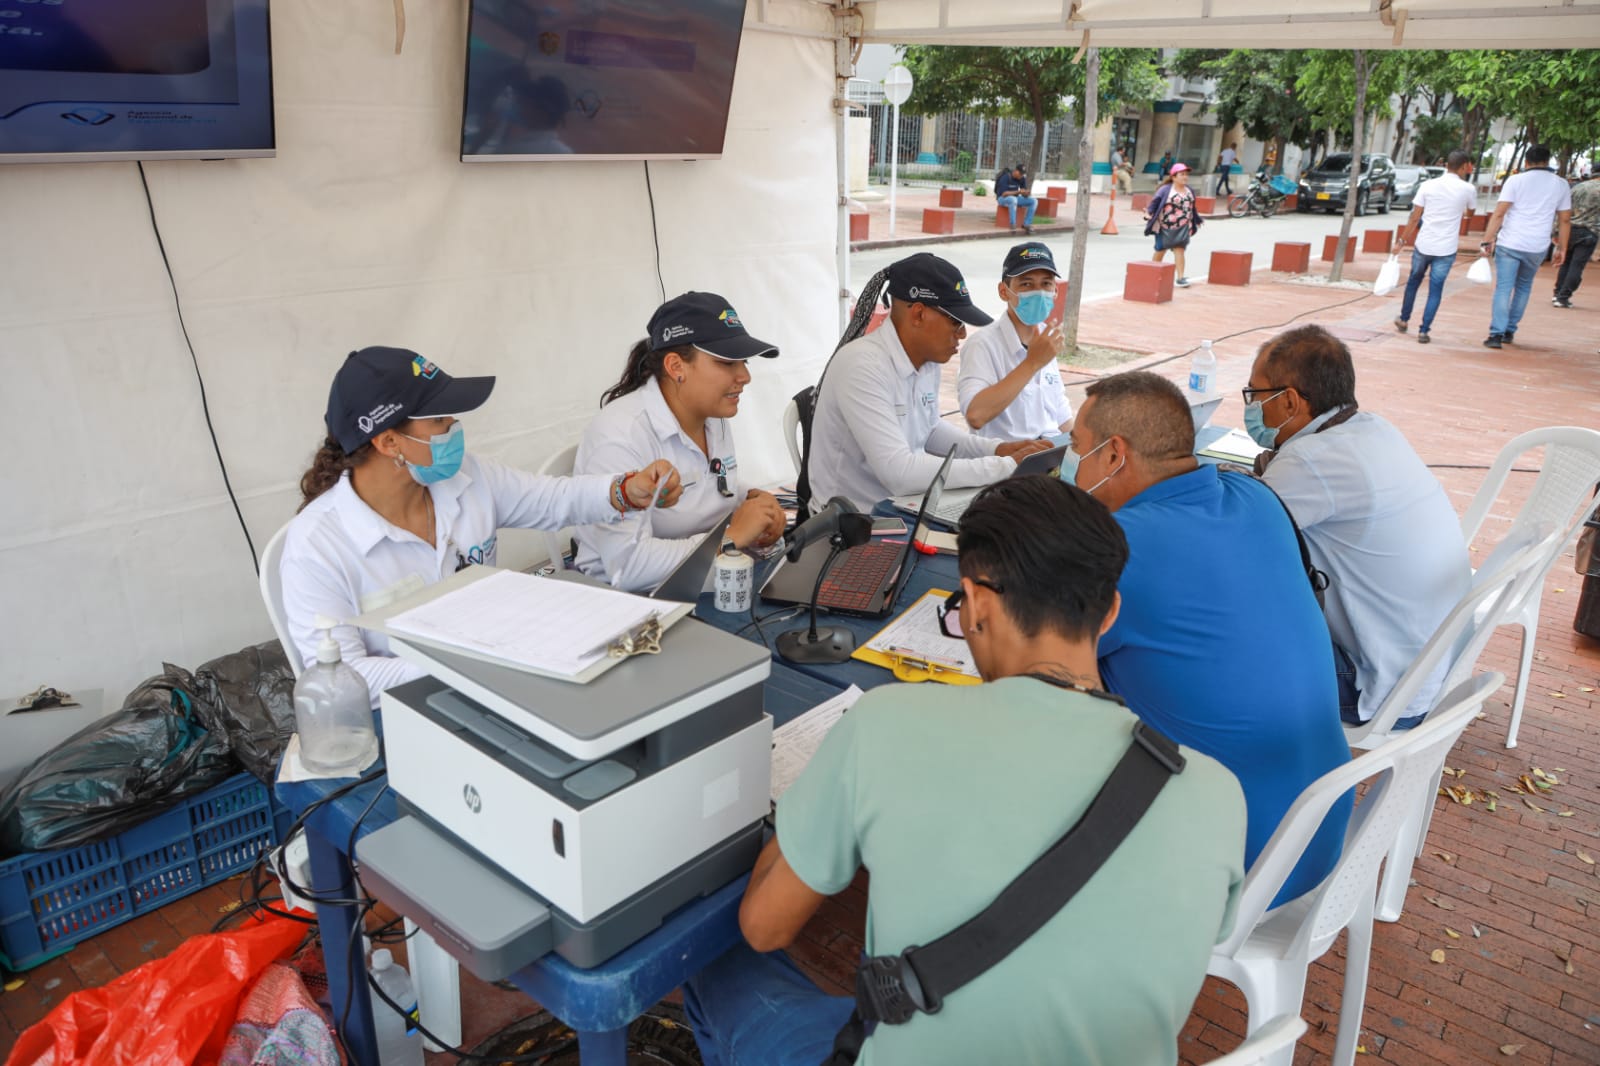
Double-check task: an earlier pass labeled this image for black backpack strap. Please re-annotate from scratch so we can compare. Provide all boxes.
[1224,469,1329,608]
[822,721,1184,1065]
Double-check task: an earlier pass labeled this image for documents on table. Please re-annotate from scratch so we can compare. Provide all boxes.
[771,685,862,803]
[1197,426,1268,464]
[852,589,982,685]
[381,569,689,683]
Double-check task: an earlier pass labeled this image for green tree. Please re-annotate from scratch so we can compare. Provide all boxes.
[1411,113,1464,165]
[898,46,1165,178]
[1171,49,1315,172]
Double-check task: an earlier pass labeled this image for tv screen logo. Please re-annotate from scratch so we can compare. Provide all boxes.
[60,108,114,126]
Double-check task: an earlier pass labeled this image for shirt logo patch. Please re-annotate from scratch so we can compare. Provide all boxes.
[921,392,936,409]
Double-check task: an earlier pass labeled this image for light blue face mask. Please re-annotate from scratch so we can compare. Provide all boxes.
[1060,437,1116,494]
[1242,390,1289,448]
[401,422,465,485]
[1009,286,1055,327]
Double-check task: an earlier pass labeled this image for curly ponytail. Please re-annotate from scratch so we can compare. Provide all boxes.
[599,340,695,407]
[298,436,373,511]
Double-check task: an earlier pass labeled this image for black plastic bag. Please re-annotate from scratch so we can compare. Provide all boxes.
[0,666,236,855]
[193,642,297,784]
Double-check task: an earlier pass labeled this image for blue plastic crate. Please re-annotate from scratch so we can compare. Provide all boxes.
[0,772,288,971]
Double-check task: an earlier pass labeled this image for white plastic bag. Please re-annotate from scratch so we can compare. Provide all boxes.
[1467,255,1493,284]
[1373,254,1400,296]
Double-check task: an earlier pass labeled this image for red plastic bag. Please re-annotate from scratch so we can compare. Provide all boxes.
[6,917,307,1066]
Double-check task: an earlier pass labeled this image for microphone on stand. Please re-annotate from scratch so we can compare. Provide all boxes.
[776,498,873,664]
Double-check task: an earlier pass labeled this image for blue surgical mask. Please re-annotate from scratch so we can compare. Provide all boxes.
[401,422,465,484]
[1242,390,1289,448]
[1061,438,1116,494]
[1010,287,1055,327]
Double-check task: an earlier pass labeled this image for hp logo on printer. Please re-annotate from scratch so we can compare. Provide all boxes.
[462,784,482,813]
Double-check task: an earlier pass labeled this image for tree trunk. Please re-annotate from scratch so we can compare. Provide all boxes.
[1063,47,1099,358]
[1392,92,1413,159]
[1330,49,1367,284]
[1029,112,1047,184]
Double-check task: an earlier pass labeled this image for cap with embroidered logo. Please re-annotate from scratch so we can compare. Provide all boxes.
[325,346,495,455]
[646,292,779,361]
[885,252,993,327]
[1002,241,1060,279]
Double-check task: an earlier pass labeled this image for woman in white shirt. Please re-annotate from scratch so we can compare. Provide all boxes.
[280,346,682,704]
[573,292,788,593]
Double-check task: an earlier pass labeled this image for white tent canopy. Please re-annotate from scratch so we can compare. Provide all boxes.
[848,0,1600,49]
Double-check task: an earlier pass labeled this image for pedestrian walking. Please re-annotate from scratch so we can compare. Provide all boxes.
[1146,164,1203,287]
[1553,170,1598,308]
[1479,144,1572,349]
[1393,150,1478,344]
[1217,142,1239,197]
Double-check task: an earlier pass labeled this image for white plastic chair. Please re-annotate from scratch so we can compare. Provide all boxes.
[536,443,580,570]
[1345,528,1563,921]
[259,523,301,680]
[1204,1015,1309,1065]
[782,397,804,477]
[1457,427,1600,748]
[1208,672,1505,1066]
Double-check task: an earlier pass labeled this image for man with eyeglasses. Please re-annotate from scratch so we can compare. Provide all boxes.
[682,476,1247,1066]
[1067,370,1350,907]
[1245,325,1470,728]
[808,253,1053,512]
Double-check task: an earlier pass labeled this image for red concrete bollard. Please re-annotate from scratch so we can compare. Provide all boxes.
[1208,250,1253,286]
[1282,194,1298,211]
[1193,196,1217,216]
[938,188,965,208]
[1362,230,1393,254]
[849,211,869,242]
[922,208,956,235]
[1131,193,1152,211]
[1124,261,1176,304]
[1046,185,1069,202]
[1034,197,1058,219]
[1272,242,1312,273]
[1321,235,1356,263]
[1466,214,1489,234]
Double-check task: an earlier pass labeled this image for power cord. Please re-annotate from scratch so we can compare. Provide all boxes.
[135,162,260,576]
[643,161,666,302]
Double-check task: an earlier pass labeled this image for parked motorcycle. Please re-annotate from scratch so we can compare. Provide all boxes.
[1227,170,1298,219]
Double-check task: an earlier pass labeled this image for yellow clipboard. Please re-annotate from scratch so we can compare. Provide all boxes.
[851,588,982,685]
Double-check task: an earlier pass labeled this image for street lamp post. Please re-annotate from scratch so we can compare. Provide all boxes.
[883,65,914,236]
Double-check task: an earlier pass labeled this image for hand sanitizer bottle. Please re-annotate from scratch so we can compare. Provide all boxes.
[292,615,377,775]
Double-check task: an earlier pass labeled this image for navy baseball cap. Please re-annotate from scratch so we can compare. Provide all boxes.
[1003,242,1060,278]
[325,346,495,454]
[647,292,779,361]
[885,253,993,327]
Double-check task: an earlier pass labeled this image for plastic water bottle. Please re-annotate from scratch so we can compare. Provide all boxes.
[370,949,424,1066]
[1189,339,1217,395]
[292,614,377,775]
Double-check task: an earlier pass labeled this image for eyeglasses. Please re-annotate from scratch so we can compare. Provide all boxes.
[708,457,734,498]
[937,578,1004,639]
[1240,385,1287,405]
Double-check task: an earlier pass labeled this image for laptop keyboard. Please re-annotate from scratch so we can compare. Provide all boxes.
[817,542,903,612]
[928,497,972,524]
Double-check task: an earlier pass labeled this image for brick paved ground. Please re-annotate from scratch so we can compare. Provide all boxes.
[4,245,1596,1065]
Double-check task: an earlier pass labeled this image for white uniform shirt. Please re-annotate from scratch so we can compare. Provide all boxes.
[956,312,1073,440]
[1495,169,1572,253]
[279,455,617,706]
[809,322,1014,511]
[1220,147,1237,167]
[1411,172,1478,256]
[573,377,740,592]
[1262,410,1471,723]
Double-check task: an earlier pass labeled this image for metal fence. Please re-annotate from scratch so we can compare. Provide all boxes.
[863,105,1083,183]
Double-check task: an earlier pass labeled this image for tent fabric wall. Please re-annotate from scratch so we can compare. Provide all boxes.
[0,1,840,706]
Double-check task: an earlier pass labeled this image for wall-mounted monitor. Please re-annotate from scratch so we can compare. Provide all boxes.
[462,0,746,163]
[0,0,274,164]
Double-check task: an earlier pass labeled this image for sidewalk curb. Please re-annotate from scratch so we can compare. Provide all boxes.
[851,221,1076,253]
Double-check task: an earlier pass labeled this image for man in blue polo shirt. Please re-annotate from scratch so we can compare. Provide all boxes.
[1067,370,1351,904]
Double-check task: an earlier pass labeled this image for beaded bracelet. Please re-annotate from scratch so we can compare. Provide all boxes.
[612,470,643,512]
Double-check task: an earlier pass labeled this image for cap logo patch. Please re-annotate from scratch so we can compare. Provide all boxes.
[955,281,969,295]
[907,285,939,300]
[358,402,404,435]
[1021,248,1047,259]
[661,324,694,343]
[412,356,439,379]
[719,309,742,328]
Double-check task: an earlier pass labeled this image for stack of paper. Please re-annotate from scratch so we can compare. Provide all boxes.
[771,686,862,802]
[1198,427,1267,464]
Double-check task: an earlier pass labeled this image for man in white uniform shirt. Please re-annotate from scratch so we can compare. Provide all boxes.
[1394,150,1478,344]
[807,253,1051,512]
[958,242,1073,441]
[1246,325,1470,726]
[1480,143,1572,349]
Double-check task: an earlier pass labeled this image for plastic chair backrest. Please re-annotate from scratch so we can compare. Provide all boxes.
[1346,528,1560,743]
[1218,672,1504,957]
[782,397,803,477]
[537,443,580,570]
[1459,426,1600,549]
[1204,1015,1309,1065]
[259,523,300,680]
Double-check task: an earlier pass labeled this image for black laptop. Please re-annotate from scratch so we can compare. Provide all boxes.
[759,451,954,618]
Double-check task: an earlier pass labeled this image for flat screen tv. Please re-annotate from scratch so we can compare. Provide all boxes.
[0,0,274,164]
[462,0,746,162]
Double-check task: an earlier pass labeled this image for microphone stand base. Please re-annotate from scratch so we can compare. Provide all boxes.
[776,626,857,664]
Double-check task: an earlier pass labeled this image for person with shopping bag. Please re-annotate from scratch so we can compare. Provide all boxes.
[1145,164,1203,288]
[1392,150,1479,344]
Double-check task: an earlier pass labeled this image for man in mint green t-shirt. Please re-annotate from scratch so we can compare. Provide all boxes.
[683,477,1249,1066]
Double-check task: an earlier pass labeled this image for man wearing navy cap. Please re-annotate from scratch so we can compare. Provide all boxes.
[808,253,1052,511]
[958,242,1073,441]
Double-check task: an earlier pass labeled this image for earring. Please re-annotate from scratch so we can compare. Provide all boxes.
[393,453,406,470]
[973,622,984,634]
[676,377,685,385]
